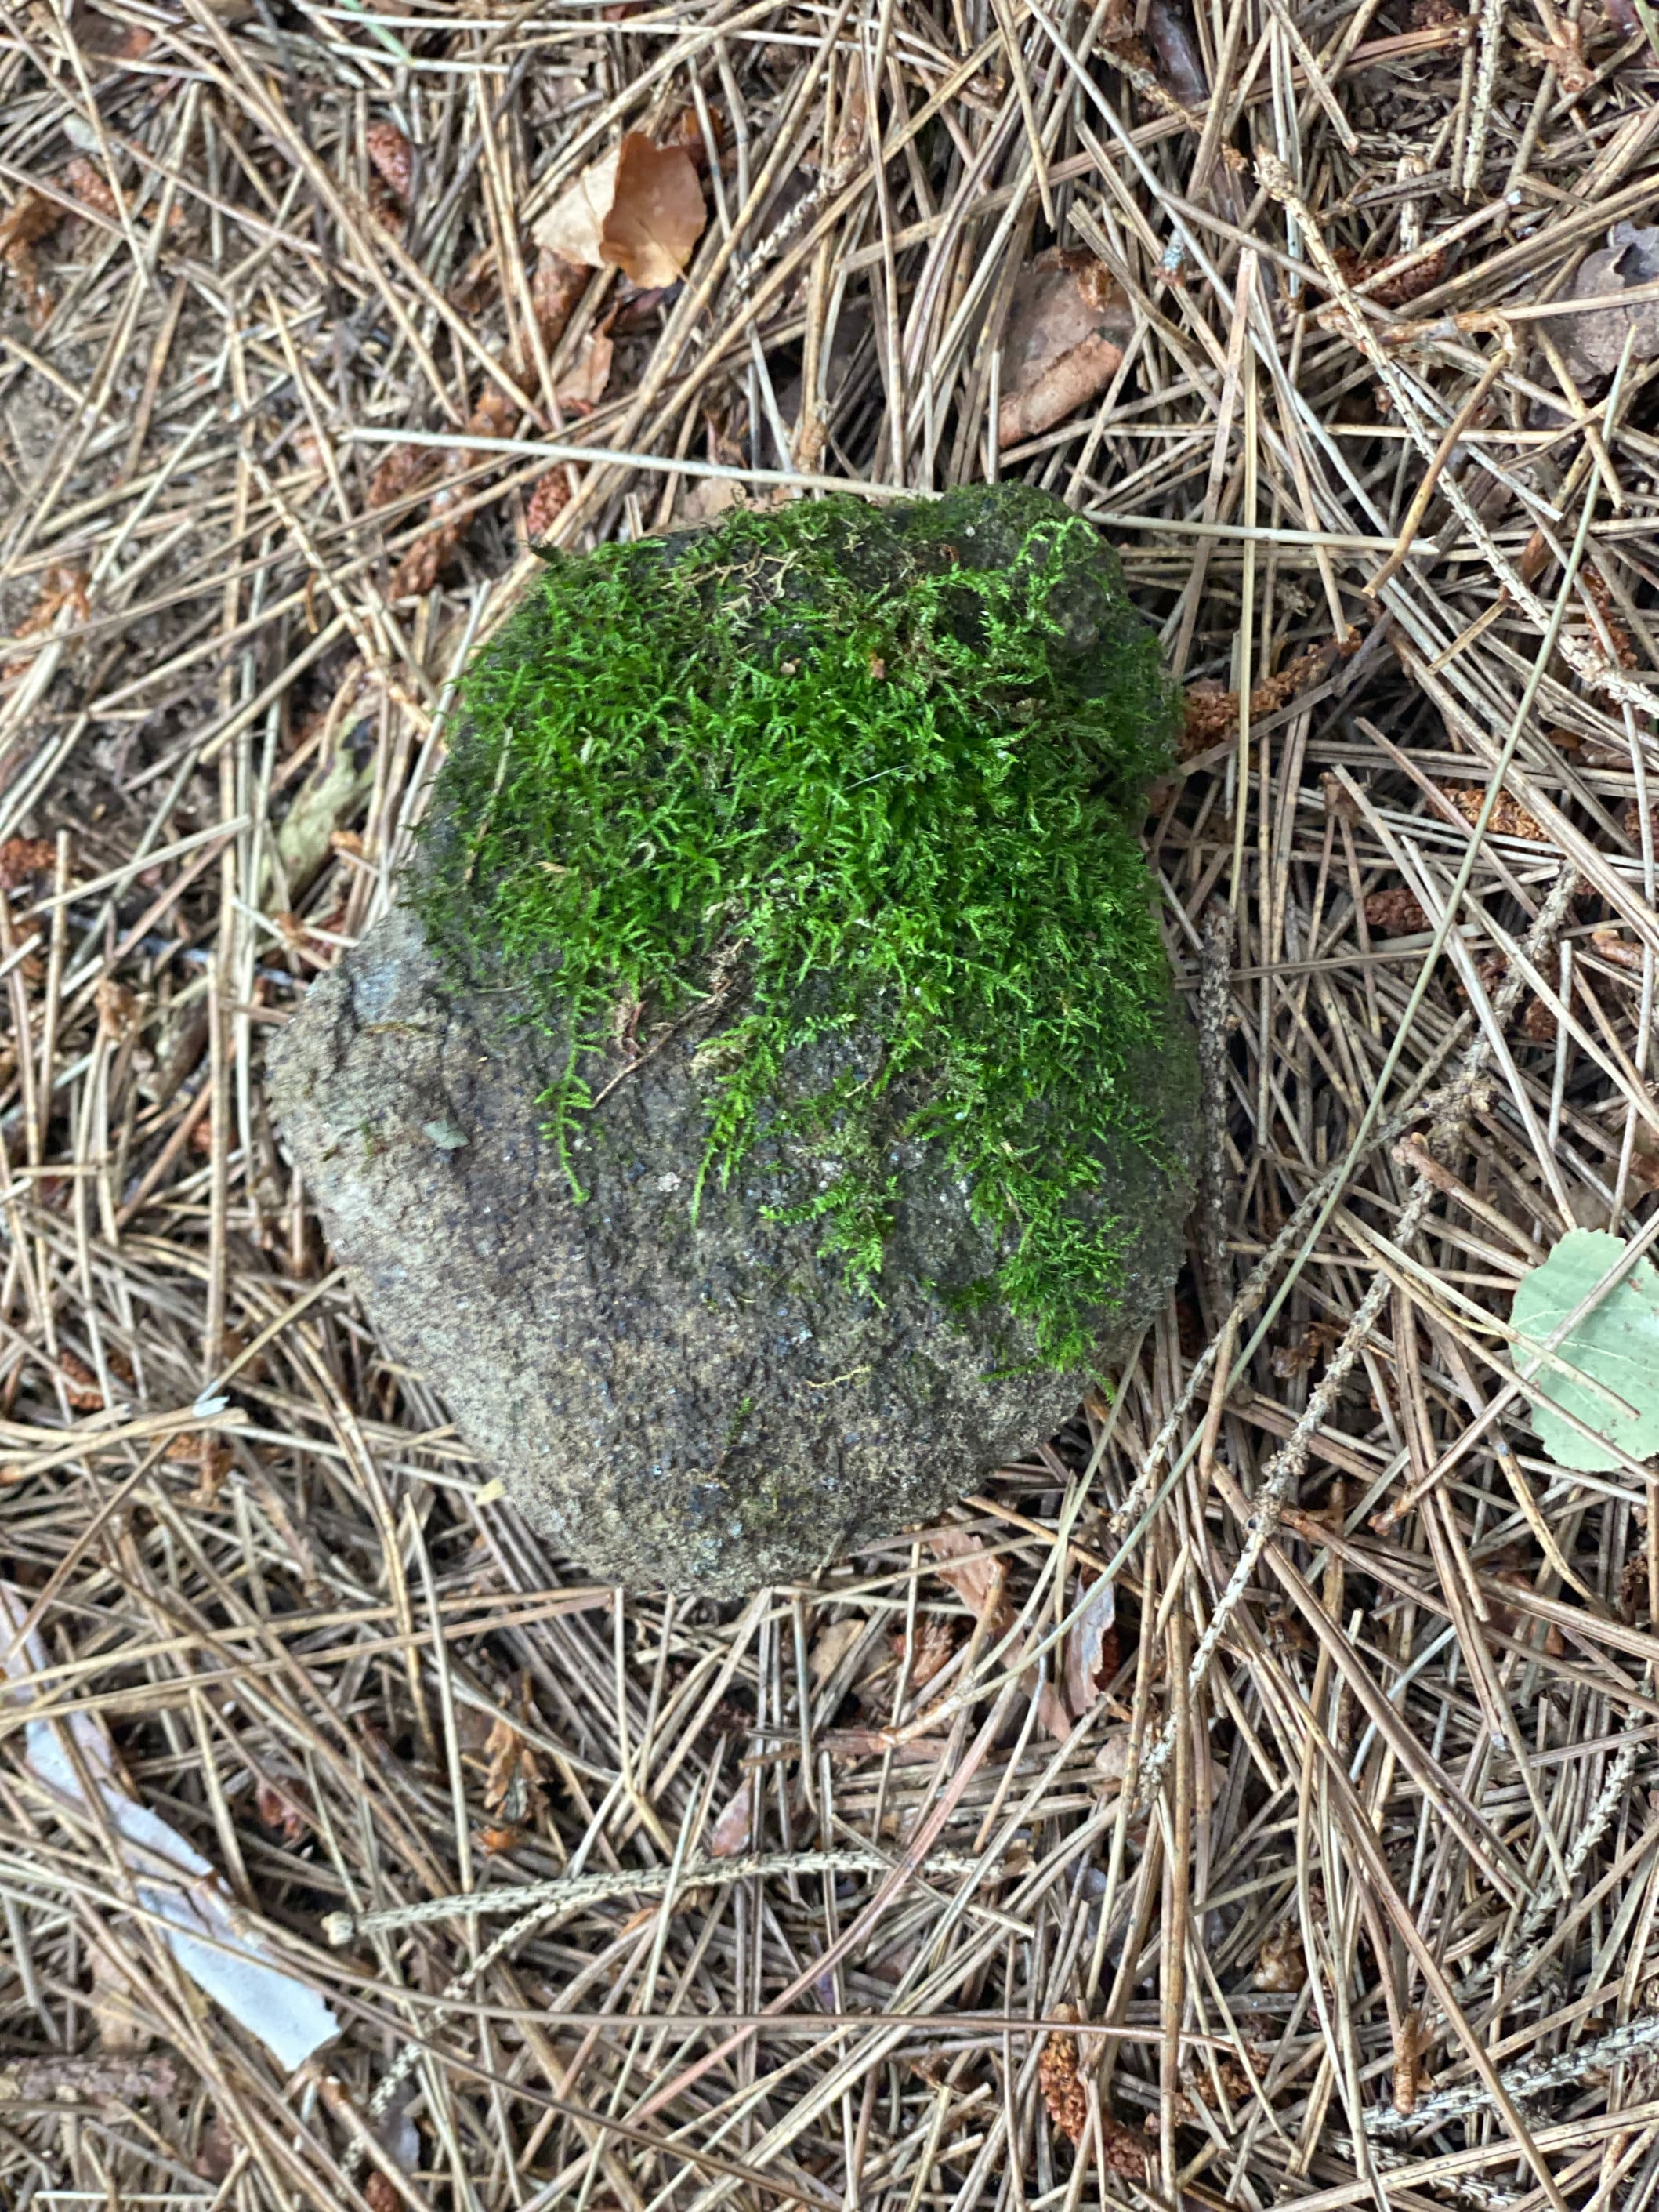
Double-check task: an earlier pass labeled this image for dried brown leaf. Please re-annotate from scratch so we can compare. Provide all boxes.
[1393,2008,1424,2117]
[927,1528,1012,1635]
[67,1,155,57]
[1513,17,1593,91]
[189,1437,233,1509]
[1546,223,1659,383]
[1592,926,1646,972]
[998,252,1128,446]
[1094,1729,1132,1793]
[708,1782,754,1858]
[5,564,90,681]
[1036,1680,1074,1741]
[482,1706,545,1824]
[534,133,705,288]
[603,135,705,286]
[1061,1572,1119,1717]
[94,977,142,1044]
[556,327,614,412]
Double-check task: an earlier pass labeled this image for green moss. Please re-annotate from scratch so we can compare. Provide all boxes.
[413,484,1184,1369]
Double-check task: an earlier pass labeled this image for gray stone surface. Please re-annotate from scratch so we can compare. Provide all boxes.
[268,907,1197,1593]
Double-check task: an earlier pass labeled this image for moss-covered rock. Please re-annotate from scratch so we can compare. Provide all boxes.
[270,484,1197,1593]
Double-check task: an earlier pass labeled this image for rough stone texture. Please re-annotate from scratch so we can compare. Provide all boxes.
[269,907,1197,1592]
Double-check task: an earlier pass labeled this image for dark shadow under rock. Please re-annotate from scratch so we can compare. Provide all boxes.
[269,905,1196,1592]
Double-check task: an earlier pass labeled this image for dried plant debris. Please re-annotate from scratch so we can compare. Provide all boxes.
[997,250,1130,448]
[534,131,707,289]
[1546,221,1659,382]
[0,0,1657,2203]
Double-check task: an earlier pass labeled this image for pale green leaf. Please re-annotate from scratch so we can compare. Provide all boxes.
[1509,1228,1659,1472]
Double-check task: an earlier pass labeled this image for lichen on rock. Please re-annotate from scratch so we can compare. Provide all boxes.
[270,483,1199,1593]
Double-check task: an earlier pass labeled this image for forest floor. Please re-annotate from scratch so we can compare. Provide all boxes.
[2,0,1659,2208]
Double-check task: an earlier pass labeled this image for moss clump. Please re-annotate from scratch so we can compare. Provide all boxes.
[414,483,1186,1369]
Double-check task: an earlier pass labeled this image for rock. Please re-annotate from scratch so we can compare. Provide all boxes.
[270,484,1198,1594]
[270,908,1194,1590]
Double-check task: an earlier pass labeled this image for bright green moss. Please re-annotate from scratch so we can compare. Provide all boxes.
[414,484,1185,1369]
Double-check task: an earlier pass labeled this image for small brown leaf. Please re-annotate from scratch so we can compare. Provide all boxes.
[67,1,156,58]
[1036,1680,1074,1742]
[556,327,614,412]
[4,565,90,681]
[998,252,1128,448]
[482,1704,545,1824]
[534,133,706,289]
[1000,332,1124,448]
[1094,1729,1132,1793]
[0,190,64,254]
[602,135,706,287]
[58,1351,104,1411]
[708,1782,754,1858]
[1393,2007,1424,2117]
[1513,16,1592,92]
[189,1437,233,1509]
[1592,926,1646,973]
[1545,222,1659,383]
[1061,1572,1119,1717]
[927,1528,1014,1637]
[88,1951,149,2058]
